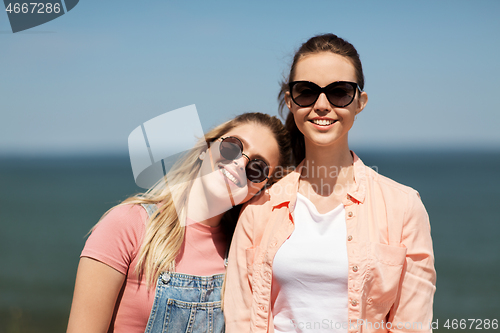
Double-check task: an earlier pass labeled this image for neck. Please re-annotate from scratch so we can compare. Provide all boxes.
[185,177,226,228]
[299,138,354,196]
[303,137,353,173]
[193,213,224,228]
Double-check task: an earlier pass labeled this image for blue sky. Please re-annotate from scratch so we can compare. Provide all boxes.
[1,0,499,155]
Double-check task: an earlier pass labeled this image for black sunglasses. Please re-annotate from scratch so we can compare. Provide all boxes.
[218,136,270,183]
[289,81,359,108]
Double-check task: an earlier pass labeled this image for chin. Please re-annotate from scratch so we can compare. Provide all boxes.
[231,187,252,206]
[308,131,348,147]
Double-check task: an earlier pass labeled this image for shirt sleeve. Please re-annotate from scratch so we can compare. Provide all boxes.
[224,201,256,333]
[81,204,147,275]
[389,190,437,332]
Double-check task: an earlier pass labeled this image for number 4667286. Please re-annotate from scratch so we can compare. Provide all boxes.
[5,3,61,14]
[443,319,498,330]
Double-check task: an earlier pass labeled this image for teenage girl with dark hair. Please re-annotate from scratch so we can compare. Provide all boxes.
[224,34,436,333]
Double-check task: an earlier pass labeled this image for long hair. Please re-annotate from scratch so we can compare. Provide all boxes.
[93,112,291,287]
[278,34,365,165]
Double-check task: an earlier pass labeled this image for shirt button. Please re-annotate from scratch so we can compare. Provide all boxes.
[351,299,358,306]
[352,266,358,272]
[271,241,278,247]
[347,235,353,241]
[264,271,272,280]
[347,211,353,218]
[259,305,266,311]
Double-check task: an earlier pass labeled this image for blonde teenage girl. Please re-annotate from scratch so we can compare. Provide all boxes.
[67,112,291,333]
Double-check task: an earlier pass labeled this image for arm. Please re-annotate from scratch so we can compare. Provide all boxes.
[66,205,146,332]
[224,203,256,333]
[66,257,125,333]
[389,191,436,332]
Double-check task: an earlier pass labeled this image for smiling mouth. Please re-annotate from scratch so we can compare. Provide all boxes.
[219,167,241,187]
[310,119,336,126]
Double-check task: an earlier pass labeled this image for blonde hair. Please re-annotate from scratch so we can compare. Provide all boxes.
[93,112,291,287]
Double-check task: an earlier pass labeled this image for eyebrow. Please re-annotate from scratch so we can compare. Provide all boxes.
[234,135,272,167]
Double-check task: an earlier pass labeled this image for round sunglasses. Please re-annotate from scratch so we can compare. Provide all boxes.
[289,81,359,108]
[218,136,270,183]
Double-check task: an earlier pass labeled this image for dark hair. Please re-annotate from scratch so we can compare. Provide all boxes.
[278,34,365,165]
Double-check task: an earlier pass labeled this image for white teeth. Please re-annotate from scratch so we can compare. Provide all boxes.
[221,168,240,186]
[311,119,335,126]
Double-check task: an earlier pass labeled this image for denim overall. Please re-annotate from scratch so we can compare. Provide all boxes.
[141,204,225,333]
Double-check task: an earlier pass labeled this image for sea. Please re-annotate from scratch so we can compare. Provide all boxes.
[1,149,499,333]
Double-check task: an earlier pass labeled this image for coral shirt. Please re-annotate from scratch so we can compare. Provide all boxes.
[224,152,436,333]
[81,204,227,332]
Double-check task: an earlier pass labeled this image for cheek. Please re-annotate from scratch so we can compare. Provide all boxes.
[292,107,309,125]
[200,152,217,175]
[201,145,223,172]
[209,144,222,162]
[199,157,211,175]
[342,108,357,122]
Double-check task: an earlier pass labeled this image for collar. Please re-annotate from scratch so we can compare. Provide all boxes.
[348,151,367,204]
[270,151,367,212]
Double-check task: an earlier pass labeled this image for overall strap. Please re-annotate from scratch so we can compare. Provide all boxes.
[141,203,158,218]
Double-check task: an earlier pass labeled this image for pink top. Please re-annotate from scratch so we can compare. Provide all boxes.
[81,204,227,332]
[224,152,436,333]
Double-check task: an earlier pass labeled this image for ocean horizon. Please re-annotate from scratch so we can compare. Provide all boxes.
[1,148,499,332]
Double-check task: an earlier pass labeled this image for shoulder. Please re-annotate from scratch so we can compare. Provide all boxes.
[361,163,428,229]
[82,204,149,272]
[96,204,149,243]
[100,204,148,226]
[353,151,419,200]
[366,166,419,197]
[237,191,272,231]
[236,174,298,240]
[353,150,426,219]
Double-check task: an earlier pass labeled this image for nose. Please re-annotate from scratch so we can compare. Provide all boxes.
[314,92,331,112]
[233,155,247,170]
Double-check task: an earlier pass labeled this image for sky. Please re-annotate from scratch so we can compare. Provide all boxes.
[1,0,500,155]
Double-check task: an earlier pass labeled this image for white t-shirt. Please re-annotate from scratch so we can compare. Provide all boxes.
[272,193,348,333]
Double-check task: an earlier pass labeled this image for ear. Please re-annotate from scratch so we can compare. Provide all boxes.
[355,91,368,115]
[199,150,207,161]
[284,91,293,111]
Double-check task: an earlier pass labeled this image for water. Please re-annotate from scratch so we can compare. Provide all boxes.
[1,150,499,332]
